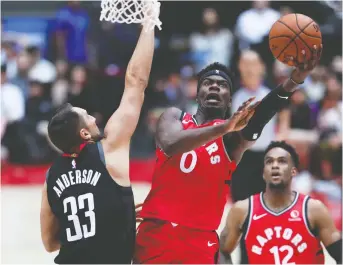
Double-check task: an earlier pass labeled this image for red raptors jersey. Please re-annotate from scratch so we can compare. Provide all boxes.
[140,112,237,230]
[244,192,324,264]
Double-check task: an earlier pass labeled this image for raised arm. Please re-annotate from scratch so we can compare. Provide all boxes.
[224,45,322,163]
[156,99,257,156]
[308,199,342,264]
[102,22,155,150]
[220,199,249,259]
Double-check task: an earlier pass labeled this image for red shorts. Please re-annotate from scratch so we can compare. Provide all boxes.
[134,219,219,264]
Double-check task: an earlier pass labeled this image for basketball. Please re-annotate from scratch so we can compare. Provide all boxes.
[269,13,322,66]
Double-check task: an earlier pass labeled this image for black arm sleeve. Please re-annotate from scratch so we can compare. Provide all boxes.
[241,84,293,141]
[326,239,342,264]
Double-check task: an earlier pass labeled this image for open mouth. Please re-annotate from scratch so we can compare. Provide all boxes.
[206,93,221,103]
[271,172,281,179]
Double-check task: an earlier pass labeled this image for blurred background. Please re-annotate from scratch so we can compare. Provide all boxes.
[1,0,342,263]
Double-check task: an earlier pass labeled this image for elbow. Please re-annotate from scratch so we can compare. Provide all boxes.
[125,69,149,89]
[42,238,59,253]
[220,244,232,255]
[219,232,233,255]
[45,245,55,253]
[43,242,57,253]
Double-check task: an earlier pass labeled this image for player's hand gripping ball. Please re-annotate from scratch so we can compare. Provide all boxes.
[269,13,322,67]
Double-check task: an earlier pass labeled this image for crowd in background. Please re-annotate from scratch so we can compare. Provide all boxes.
[1,1,342,228]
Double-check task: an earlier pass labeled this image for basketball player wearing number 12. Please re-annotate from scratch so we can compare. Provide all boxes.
[39,20,157,264]
[220,141,342,264]
[134,46,323,263]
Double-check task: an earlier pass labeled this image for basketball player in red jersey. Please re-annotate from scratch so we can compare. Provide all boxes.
[220,141,342,264]
[134,46,323,264]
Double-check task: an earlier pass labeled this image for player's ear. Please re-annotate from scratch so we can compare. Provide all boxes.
[291,167,297,177]
[80,128,91,141]
[228,97,232,108]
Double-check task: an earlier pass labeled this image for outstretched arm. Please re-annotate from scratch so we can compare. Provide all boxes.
[102,23,155,150]
[156,98,258,156]
[308,199,342,264]
[224,45,322,163]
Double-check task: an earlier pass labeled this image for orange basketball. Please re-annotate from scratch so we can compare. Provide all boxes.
[269,13,322,67]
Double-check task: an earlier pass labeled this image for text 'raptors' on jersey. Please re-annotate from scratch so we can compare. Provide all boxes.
[243,192,324,264]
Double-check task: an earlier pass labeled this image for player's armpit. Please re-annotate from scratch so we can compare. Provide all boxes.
[220,199,249,255]
[308,199,342,263]
[40,183,61,253]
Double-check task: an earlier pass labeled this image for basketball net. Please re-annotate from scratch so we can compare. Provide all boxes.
[100,0,162,31]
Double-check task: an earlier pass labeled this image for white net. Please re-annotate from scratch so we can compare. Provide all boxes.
[100,0,162,31]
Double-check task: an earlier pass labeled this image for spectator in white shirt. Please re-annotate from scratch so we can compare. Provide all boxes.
[26,45,56,84]
[235,0,280,50]
[190,8,234,72]
[1,63,25,160]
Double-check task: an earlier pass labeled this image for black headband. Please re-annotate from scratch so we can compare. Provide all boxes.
[197,69,233,92]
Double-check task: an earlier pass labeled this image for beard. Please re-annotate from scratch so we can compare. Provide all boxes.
[199,104,228,120]
[268,181,287,191]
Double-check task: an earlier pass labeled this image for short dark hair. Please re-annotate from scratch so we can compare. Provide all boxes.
[264,141,300,168]
[48,103,84,153]
[196,62,235,93]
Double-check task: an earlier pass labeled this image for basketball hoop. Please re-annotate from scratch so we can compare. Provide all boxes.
[100,0,162,31]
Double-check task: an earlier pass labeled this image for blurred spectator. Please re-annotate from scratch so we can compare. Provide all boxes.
[235,0,280,50]
[289,89,314,130]
[18,80,55,163]
[319,0,342,64]
[55,0,89,64]
[1,41,18,79]
[316,75,342,134]
[1,64,25,133]
[97,22,140,73]
[302,66,327,104]
[189,8,234,71]
[181,74,198,114]
[330,55,342,82]
[1,63,25,161]
[272,59,292,85]
[67,65,102,125]
[10,52,31,99]
[51,59,69,107]
[26,80,53,123]
[231,50,290,202]
[26,45,56,84]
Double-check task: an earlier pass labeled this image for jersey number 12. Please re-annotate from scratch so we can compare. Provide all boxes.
[63,193,96,242]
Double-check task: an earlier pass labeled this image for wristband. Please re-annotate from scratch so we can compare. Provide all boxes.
[290,76,304,85]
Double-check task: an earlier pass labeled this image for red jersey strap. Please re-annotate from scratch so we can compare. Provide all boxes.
[62,143,87,157]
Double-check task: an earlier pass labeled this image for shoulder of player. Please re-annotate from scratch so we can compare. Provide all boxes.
[306,198,330,223]
[157,107,184,125]
[161,107,183,119]
[307,198,327,212]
